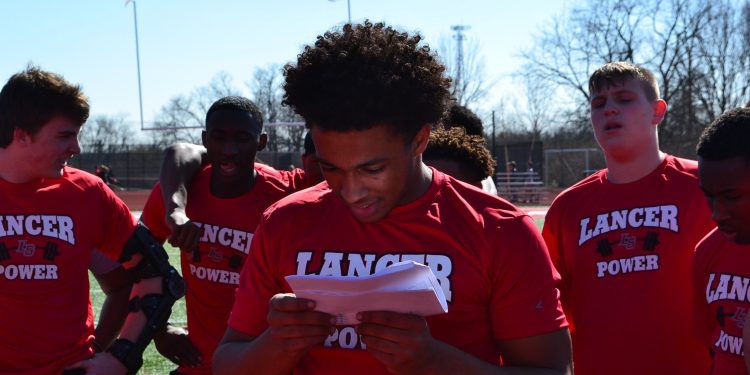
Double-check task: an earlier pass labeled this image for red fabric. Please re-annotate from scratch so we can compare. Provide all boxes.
[140,164,302,374]
[0,167,136,375]
[542,155,714,375]
[694,228,750,375]
[229,168,567,374]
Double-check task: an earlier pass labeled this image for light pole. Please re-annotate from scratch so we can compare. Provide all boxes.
[328,0,351,23]
[126,0,145,130]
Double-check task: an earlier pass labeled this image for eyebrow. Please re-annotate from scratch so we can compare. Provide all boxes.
[316,156,389,170]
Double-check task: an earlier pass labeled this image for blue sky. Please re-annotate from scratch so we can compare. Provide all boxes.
[1,0,568,131]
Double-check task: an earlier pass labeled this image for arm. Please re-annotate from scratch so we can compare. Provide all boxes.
[357,312,571,375]
[213,294,335,375]
[153,323,202,368]
[159,142,207,250]
[70,224,186,375]
[92,265,133,350]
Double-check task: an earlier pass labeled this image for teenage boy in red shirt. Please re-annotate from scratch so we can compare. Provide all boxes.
[542,61,714,375]
[212,21,571,375]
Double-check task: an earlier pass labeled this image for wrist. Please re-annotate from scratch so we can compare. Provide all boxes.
[106,338,143,375]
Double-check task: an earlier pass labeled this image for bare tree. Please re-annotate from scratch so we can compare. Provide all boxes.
[151,71,242,147]
[79,114,134,153]
[248,64,304,153]
[439,32,493,107]
[521,0,750,158]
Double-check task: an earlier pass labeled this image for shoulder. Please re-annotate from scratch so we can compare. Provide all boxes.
[261,183,333,222]
[548,170,605,212]
[255,163,306,192]
[60,167,110,193]
[663,154,699,180]
[695,228,723,259]
[432,172,533,242]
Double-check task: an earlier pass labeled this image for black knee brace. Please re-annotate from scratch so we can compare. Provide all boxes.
[107,223,186,375]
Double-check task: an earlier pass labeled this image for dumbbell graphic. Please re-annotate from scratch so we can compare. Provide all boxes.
[191,248,243,270]
[595,232,660,257]
[0,241,59,261]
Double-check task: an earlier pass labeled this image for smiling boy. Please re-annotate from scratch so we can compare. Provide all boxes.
[693,107,750,375]
[212,21,571,375]
[542,61,714,375]
[140,96,308,375]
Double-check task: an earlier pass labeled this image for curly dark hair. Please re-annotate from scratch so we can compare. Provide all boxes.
[283,21,452,141]
[423,126,496,182]
[697,107,750,162]
[444,103,484,136]
[205,96,263,131]
[0,66,89,148]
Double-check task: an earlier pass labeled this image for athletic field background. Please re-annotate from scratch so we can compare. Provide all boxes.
[89,202,548,374]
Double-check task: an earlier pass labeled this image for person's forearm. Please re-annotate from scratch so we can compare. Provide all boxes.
[159,143,206,215]
[94,286,132,349]
[213,330,306,375]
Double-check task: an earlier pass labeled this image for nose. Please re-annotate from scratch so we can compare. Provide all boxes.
[221,140,239,156]
[70,137,81,155]
[710,198,730,224]
[603,101,618,116]
[339,173,367,205]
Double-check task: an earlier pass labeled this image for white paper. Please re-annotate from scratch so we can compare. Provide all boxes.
[285,261,449,325]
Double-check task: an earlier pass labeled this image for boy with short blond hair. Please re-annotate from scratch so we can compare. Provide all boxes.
[543,61,714,375]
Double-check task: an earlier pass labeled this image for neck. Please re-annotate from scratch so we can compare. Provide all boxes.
[605,147,665,184]
[209,167,256,199]
[396,160,433,206]
[0,147,33,184]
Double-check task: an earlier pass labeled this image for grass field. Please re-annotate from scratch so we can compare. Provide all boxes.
[90,206,548,374]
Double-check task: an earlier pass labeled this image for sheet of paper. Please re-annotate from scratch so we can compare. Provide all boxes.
[285,261,448,325]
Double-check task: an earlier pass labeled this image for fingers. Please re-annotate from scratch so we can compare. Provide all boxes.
[155,327,203,367]
[269,293,317,312]
[167,222,202,251]
[265,294,336,352]
[174,336,202,367]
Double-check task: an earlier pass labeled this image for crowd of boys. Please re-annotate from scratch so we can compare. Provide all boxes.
[1,19,749,375]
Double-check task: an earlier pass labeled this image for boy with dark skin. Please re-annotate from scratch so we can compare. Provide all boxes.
[142,96,309,374]
[212,21,571,375]
[693,107,750,374]
[423,126,495,188]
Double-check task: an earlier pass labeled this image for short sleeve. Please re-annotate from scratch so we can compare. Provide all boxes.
[139,183,171,243]
[541,200,574,328]
[96,183,138,261]
[228,213,285,336]
[490,216,568,340]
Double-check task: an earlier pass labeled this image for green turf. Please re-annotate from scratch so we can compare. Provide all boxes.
[90,243,185,374]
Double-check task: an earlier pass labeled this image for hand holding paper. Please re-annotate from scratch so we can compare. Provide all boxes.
[285,261,449,325]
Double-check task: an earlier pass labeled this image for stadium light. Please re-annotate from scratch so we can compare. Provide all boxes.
[328,0,351,24]
[126,0,146,131]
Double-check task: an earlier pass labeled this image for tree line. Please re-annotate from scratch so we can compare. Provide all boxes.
[80,0,750,176]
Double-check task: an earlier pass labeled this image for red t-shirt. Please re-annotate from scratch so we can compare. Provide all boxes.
[694,228,750,375]
[543,155,714,375]
[140,164,304,375]
[229,168,567,374]
[0,167,136,375]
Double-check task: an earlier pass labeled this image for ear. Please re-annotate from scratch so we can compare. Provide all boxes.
[412,124,432,156]
[652,99,667,125]
[257,133,268,151]
[201,130,207,147]
[13,128,33,146]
